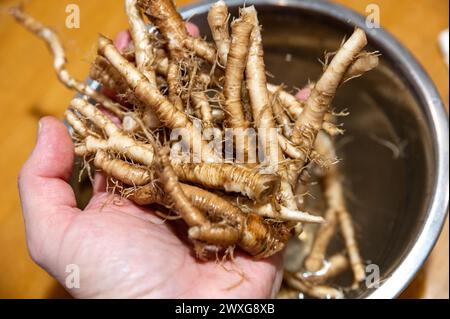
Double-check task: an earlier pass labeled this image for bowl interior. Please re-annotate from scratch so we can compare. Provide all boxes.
[187,2,434,298]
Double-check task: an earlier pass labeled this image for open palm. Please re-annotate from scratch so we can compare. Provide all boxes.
[18,117,283,298]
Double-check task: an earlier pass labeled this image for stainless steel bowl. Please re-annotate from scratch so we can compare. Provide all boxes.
[180,0,449,298]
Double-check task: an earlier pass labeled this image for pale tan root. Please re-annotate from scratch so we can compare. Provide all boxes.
[267,84,342,136]
[275,171,300,212]
[188,225,239,249]
[302,253,349,284]
[322,121,345,136]
[155,52,170,75]
[94,150,151,186]
[291,29,368,147]
[97,35,221,163]
[133,162,239,252]
[10,7,124,118]
[125,0,157,85]
[166,61,184,111]
[90,56,130,94]
[278,134,307,162]
[90,55,161,131]
[242,6,280,168]
[70,105,279,205]
[172,162,280,204]
[134,182,238,248]
[330,177,365,283]
[123,1,162,129]
[74,136,104,157]
[277,94,332,192]
[159,148,236,257]
[133,182,289,258]
[304,206,338,272]
[137,0,188,58]
[69,98,155,166]
[153,49,212,88]
[223,14,253,129]
[239,201,324,224]
[279,207,324,224]
[304,133,339,271]
[267,50,378,124]
[158,147,209,227]
[283,29,368,193]
[236,6,299,214]
[267,83,306,119]
[270,92,293,137]
[138,10,218,66]
[284,272,344,299]
[65,109,89,138]
[15,0,377,295]
[338,196,366,284]
[183,36,217,65]
[191,91,214,127]
[207,0,230,66]
[312,133,365,284]
[268,52,378,137]
[151,10,344,137]
[341,51,379,83]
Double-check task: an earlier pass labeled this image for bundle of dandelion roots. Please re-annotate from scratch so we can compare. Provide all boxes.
[11,0,378,299]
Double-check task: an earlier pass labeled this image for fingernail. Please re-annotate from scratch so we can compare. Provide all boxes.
[37,119,45,143]
[38,119,44,135]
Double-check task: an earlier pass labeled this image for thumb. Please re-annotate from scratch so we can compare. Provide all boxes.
[18,117,79,261]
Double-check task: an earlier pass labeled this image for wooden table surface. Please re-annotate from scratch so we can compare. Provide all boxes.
[0,0,447,298]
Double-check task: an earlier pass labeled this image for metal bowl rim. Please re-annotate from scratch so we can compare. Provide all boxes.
[180,0,450,299]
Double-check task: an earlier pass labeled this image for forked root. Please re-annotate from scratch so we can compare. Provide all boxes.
[207,0,230,66]
[133,181,289,258]
[291,28,368,150]
[70,98,155,166]
[12,0,378,299]
[94,150,151,186]
[158,147,209,227]
[304,133,365,285]
[97,34,221,163]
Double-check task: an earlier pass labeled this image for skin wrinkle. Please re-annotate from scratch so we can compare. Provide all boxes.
[171,263,202,299]
[56,208,181,298]
[33,206,77,271]
[18,115,283,298]
[127,231,191,299]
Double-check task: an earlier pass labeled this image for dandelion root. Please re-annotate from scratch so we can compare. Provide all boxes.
[223,15,253,129]
[207,0,230,66]
[13,0,377,299]
[172,162,280,203]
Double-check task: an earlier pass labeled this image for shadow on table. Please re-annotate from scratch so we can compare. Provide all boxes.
[46,282,73,299]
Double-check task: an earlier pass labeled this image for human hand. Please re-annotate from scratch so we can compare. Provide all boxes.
[17,22,286,299]
[18,117,283,298]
